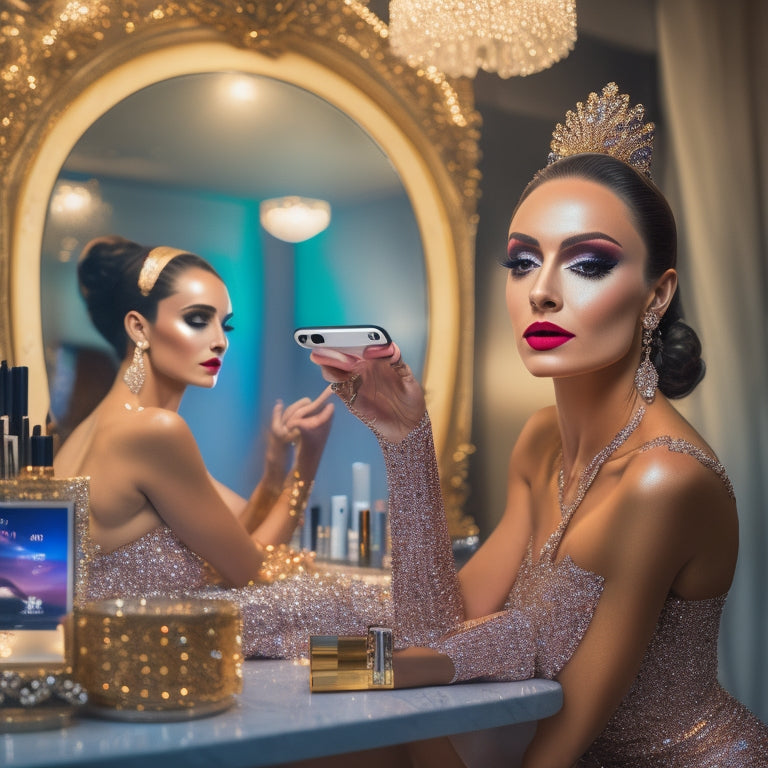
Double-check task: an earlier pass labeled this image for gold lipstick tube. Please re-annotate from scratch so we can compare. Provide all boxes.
[309,626,394,691]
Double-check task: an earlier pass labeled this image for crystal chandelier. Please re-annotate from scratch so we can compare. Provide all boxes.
[388,0,578,79]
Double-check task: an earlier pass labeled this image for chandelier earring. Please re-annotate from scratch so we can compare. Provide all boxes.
[634,310,660,403]
[123,341,147,396]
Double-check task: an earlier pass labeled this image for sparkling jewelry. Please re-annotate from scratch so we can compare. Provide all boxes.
[548,82,656,177]
[123,341,147,395]
[558,407,646,521]
[0,669,88,708]
[635,310,661,403]
[137,246,186,296]
[285,469,313,525]
[331,373,361,407]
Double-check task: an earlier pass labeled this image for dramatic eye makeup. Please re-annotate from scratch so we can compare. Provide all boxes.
[502,234,542,276]
[182,305,234,332]
[502,231,623,280]
[563,240,622,280]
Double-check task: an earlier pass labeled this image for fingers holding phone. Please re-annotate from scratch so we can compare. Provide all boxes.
[296,325,425,443]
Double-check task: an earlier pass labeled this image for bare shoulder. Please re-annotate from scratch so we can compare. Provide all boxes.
[119,407,194,444]
[601,434,738,595]
[628,423,733,501]
[73,407,199,477]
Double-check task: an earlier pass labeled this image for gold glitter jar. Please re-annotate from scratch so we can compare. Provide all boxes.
[74,597,242,720]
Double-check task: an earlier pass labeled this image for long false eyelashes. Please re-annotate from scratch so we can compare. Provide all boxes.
[566,252,620,280]
[183,310,235,333]
[500,239,542,275]
[501,240,622,280]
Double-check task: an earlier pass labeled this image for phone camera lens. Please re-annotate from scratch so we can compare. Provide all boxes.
[368,332,380,341]
[310,333,325,344]
[298,334,307,343]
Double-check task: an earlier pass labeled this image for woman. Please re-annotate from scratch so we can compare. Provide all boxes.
[309,85,768,766]
[55,236,392,657]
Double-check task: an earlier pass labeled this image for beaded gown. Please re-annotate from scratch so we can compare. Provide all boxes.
[85,414,768,766]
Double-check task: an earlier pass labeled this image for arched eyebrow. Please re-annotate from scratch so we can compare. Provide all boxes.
[507,231,623,249]
[559,231,623,249]
[507,232,539,246]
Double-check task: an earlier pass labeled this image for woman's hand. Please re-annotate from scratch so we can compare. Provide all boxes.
[283,386,335,462]
[263,389,334,483]
[310,342,426,443]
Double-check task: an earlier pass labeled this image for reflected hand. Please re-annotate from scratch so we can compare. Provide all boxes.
[310,342,426,443]
[282,386,335,459]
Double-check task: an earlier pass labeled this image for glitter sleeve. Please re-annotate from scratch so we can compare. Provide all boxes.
[378,412,465,648]
[438,610,535,682]
[379,413,535,683]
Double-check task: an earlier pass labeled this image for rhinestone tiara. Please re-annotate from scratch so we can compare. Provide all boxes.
[547,82,656,177]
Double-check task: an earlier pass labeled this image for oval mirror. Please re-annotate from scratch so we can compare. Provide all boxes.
[0,1,480,537]
[41,71,426,509]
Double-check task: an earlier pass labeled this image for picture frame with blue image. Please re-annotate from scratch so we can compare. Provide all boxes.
[0,476,89,667]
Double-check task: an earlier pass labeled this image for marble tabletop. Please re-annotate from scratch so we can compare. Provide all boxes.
[2,660,562,767]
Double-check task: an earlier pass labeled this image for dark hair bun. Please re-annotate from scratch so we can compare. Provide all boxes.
[78,236,148,357]
[657,317,705,399]
[78,236,140,300]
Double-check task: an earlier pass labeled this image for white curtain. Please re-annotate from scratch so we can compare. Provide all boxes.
[657,0,768,722]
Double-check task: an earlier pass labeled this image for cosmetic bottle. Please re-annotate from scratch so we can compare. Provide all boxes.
[370,499,388,569]
[21,425,54,478]
[3,432,18,479]
[316,502,331,559]
[349,462,371,565]
[329,494,349,560]
[0,360,10,416]
[301,505,320,551]
[1,362,33,478]
[358,507,370,566]
[9,365,30,468]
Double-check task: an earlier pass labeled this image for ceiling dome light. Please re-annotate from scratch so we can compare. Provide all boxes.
[259,196,332,243]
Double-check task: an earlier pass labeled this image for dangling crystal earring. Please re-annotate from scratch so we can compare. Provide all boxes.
[634,310,660,403]
[123,341,147,395]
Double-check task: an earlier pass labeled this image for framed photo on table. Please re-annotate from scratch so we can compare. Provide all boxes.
[0,475,89,665]
[0,475,89,730]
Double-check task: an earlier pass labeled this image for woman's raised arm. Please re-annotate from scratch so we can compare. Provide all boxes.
[234,388,334,542]
[310,344,536,684]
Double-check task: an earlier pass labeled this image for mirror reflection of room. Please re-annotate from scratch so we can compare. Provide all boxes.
[41,73,427,516]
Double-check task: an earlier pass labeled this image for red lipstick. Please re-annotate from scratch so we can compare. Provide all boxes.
[523,322,574,351]
[201,358,222,373]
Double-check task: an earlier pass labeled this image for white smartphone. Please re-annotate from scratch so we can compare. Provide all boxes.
[293,325,391,357]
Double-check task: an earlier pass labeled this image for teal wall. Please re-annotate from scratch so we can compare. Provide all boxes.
[42,176,424,513]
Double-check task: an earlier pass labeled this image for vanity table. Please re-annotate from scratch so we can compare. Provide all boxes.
[2,660,561,767]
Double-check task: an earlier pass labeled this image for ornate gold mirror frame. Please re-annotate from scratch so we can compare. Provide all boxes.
[0,0,480,537]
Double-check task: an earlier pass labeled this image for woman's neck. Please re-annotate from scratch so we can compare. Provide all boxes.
[553,369,643,484]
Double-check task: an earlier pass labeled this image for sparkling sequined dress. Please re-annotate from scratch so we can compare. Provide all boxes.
[378,415,768,767]
[84,413,768,764]
[85,527,393,659]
